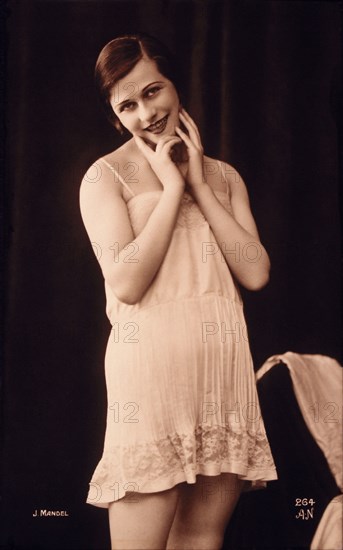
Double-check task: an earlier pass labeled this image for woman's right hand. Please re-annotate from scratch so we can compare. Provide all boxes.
[134,134,185,192]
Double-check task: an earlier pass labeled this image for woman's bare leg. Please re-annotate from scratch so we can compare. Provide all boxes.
[166,473,243,550]
[108,486,180,550]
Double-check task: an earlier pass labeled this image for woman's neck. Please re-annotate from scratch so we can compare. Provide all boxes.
[170,141,189,164]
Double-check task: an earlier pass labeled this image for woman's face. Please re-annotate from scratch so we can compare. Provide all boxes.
[109,56,181,146]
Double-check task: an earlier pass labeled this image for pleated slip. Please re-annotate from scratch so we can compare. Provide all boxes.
[87,169,277,508]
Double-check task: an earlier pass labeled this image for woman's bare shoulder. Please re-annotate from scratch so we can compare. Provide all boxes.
[80,139,139,189]
[202,155,234,193]
[79,142,135,202]
[203,155,237,172]
[203,155,245,192]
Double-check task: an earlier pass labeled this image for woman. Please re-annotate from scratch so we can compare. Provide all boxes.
[79,33,277,550]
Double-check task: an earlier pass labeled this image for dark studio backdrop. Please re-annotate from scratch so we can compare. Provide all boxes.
[2,1,342,549]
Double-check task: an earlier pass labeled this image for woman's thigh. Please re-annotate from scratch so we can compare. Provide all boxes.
[108,485,180,550]
[167,473,243,549]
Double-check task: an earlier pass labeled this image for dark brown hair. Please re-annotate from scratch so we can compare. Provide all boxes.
[94,33,183,133]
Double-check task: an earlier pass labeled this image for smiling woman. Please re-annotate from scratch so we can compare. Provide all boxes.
[109,57,181,147]
[94,34,183,136]
[79,32,277,550]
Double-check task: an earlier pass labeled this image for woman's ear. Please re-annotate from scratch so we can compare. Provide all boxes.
[114,119,124,135]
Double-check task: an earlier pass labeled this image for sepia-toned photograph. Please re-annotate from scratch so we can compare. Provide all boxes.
[2,1,342,549]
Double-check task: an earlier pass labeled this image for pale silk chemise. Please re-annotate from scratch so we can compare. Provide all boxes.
[86,157,277,508]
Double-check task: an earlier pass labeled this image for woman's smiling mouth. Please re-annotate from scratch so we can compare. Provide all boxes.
[144,115,169,134]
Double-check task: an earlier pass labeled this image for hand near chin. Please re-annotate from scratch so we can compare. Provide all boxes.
[175,108,207,194]
[134,134,185,192]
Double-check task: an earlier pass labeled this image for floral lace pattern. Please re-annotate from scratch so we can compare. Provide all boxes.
[128,190,232,233]
[176,193,207,229]
[176,191,233,229]
[89,423,277,504]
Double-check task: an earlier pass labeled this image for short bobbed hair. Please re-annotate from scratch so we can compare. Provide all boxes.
[94,33,183,133]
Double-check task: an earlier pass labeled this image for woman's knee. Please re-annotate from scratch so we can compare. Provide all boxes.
[109,486,180,549]
[167,474,243,548]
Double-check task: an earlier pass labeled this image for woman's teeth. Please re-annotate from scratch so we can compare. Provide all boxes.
[145,115,168,133]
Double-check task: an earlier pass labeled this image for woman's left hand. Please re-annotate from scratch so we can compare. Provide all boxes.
[175,108,207,193]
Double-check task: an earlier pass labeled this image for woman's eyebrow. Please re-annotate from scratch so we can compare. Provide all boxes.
[115,80,164,109]
[141,80,164,92]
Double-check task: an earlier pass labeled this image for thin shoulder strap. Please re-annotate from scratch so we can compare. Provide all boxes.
[217,160,229,196]
[99,157,136,198]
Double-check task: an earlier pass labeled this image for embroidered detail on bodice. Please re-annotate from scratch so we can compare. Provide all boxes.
[127,190,232,234]
[176,193,206,228]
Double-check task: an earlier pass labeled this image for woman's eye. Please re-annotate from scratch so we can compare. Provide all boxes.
[120,102,135,112]
[146,86,161,97]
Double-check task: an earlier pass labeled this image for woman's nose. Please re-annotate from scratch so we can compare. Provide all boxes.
[138,102,157,124]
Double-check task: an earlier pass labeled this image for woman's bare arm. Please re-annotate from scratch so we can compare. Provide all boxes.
[192,164,270,291]
[79,143,185,305]
[175,108,270,291]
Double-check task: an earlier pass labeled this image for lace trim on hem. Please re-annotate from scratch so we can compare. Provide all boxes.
[87,424,276,505]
